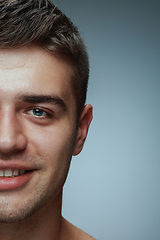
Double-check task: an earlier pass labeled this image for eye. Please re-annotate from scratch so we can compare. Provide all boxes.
[32,108,47,117]
[26,108,52,118]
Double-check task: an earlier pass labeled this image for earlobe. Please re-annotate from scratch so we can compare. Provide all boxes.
[73,104,93,156]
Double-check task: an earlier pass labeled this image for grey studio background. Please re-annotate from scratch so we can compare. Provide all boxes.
[51,1,160,240]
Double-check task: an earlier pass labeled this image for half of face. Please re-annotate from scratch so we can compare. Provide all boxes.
[0,46,92,223]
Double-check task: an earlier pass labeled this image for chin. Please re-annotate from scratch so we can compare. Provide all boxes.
[0,188,57,224]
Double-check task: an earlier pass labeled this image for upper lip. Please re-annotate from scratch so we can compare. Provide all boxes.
[0,161,35,171]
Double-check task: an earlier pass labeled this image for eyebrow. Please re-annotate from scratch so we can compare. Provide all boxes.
[16,94,67,110]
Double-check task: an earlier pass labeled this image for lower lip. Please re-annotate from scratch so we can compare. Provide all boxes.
[0,171,34,190]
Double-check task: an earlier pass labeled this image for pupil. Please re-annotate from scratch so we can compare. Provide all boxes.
[33,109,43,116]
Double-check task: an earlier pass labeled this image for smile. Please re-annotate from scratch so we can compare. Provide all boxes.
[0,169,26,178]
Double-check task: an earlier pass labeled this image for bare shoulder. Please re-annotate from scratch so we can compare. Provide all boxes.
[60,217,96,240]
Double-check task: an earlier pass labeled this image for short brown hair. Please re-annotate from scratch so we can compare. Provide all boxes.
[0,0,89,118]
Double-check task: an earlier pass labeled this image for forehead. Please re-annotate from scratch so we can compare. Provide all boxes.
[0,46,74,103]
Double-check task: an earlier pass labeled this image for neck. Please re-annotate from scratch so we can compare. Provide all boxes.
[0,192,63,240]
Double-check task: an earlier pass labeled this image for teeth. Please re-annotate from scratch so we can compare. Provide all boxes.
[20,169,25,175]
[0,170,3,177]
[0,169,26,178]
[13,169,19,177]
[4,169,12,177]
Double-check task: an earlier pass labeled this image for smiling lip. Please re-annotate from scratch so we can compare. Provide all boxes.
[0,163,36,190]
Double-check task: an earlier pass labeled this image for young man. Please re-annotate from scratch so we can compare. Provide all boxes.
[0,0,94,239]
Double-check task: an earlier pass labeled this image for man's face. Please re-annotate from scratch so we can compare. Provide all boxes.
[0,46,81,222]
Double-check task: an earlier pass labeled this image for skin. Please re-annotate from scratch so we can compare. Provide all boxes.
[0,46,94,240]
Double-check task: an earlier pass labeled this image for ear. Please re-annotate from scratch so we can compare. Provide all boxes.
[73,104,93,156]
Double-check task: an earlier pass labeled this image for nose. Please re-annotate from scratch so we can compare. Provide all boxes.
[0,109,27,153]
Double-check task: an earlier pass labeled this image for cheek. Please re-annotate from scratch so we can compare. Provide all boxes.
[27,124,76,167]
[22,122,77,198]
